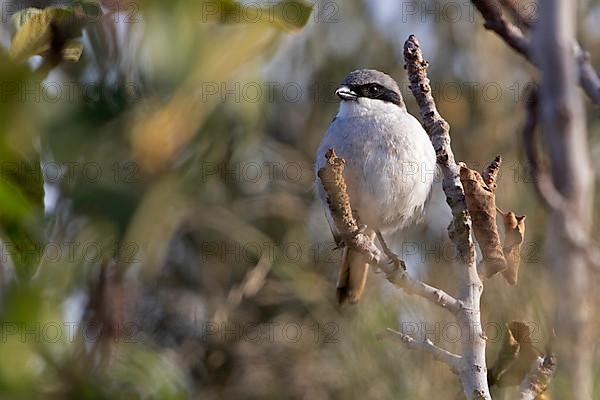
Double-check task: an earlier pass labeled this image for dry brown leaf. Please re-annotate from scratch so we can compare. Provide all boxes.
[460,163,506,277]
[482,155,502,192]
[489,321,541,387]
[501,211,526,285]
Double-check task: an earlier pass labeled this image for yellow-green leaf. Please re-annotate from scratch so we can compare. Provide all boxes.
[216,0,314,31]
[10,8,43,37]
[266,0,314,31]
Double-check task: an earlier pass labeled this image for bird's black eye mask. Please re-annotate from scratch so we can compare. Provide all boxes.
[351,83,403,107]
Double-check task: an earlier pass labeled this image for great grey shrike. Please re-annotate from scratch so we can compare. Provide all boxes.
[315,69,436,304]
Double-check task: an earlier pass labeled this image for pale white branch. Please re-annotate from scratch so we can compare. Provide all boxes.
[378,328,462,374]
[404,35,490,400]
[519,355,556,400]
[374,233,462,315]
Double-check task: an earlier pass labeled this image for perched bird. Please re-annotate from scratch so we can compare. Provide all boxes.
[315,69,436,304]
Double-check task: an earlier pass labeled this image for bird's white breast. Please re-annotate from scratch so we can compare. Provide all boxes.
[336,97,401,119]
[316,98,436,234]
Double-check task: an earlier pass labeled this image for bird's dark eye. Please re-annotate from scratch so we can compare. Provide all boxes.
[366,84,382,97]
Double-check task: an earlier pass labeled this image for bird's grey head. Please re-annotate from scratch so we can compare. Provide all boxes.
[336,69,404,108]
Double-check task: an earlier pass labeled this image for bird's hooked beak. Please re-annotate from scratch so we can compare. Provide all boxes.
[336,86,358,101]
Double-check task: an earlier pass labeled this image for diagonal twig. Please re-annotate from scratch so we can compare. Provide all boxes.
[472,0,531,58]
[376,231,462,314]
[497,0,534,29]
[377,328,462,375]
[471,0,600,105]
[213,255,273,325]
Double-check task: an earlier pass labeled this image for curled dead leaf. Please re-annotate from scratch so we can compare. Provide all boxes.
[501,211,526,285]
[459,163,506,277]
[489,321,541,387]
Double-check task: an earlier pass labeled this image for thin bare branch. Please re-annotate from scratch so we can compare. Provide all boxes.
[471,0,531,58]
[377,328,462,375]
[213,255,272,324]
[376,231,462,314]
[471,0,600,105]
[522,86,567,211]
[404,34,490,400]
[497,0,534,28]
[403,35,476,268]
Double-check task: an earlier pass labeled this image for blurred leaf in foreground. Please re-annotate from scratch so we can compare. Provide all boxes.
[218,0,314,31]
[9,6,87,63]
[0,52,43,277]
